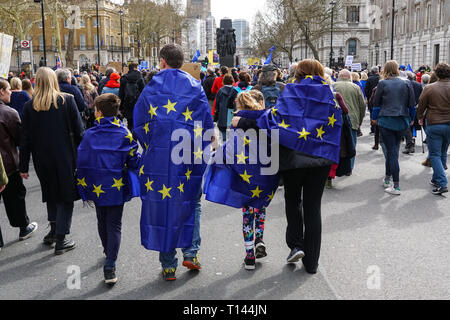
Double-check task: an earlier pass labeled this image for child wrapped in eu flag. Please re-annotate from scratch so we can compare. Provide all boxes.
[76,94,141,285]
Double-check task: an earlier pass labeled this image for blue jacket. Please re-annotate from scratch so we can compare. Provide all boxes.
[59,82,87,113]
[373,77,416,118]
[102,86,120,97]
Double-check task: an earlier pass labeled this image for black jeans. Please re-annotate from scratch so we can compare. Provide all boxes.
[281,165,331,272]
[0,172,29,229]
[47,202,74,236]
[379,127,402,183]
[95,205,124,268]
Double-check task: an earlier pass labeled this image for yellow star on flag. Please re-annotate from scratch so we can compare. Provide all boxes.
[163,99,177,114]
[96,116,104,124]
[182,107,193,122]
[305,75,313,80]
[92,185,105,198]
[77,177,87,188]
[193,125,203,138]
[328,113,337,127]
[143,123,150,134]
[177,182,185,193]
[298,128,311,141]
[145,178,154,192]
[193,147,204,160]
[272,108,278,116]
[129,148,136,157]
[125,131,133,143]
[148,105,158,119]
[267,191,275,201]
[236,152,248,164]
[139,165,145,176]
[144,143,149,151]
[316,126,325,140]
[279,119,291,129]
[334,99,340,109]
[185,168,192,181]
[242,136,251,146]
[111,178,125,191]
[240,170,253,184]
[251,186,264,198]
[158,185,172,200]
[111,117,121,127]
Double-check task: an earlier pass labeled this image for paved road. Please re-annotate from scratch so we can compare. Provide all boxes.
[0,119,449,300]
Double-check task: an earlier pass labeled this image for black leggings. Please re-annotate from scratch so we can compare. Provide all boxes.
[281,166,331,272]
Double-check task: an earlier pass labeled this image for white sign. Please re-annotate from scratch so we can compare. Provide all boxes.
[351,63,362,71]
[345,55,354,67]
[0,33,14,79]
[21,40,30,49]
[21,50,31,63]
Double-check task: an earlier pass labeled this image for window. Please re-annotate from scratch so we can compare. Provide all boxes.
[80,34,86,50]
[39,35,44,50]
[426,4,432,28]
[403,11,407,34]
[348,39,357,56]
[79,19,85,28]
[386,15,390,38]
[51,36,55,50]
[111,36,114,47]
[94,18,99,27]
[65,35,68,49]
[94,35,99,49]
[347,6,360,23]
[412,46,416,67]
[415,7,420,31]
[439,0,444,26]
[423,45,427,64]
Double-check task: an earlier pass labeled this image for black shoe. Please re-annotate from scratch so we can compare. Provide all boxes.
[43,223,57,245]
[55,238,76,255]
[430,180,439,188]
[402,147,415,154]
[19,222,38,240]
[104,267,118,285]
[255,240,267,259]
[244,257,256,270]
[432,187,448,195]
[287,247,305,263]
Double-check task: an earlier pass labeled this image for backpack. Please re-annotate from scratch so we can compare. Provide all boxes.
[234,85,253,94]
[261,83,282,108]
[123,77,139,106]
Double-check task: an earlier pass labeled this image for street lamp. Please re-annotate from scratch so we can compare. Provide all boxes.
[329,1,336,68]
[96,0,101,66]
[136,21,140,64]
[391,0,395,60]
[305,20,309,59]
[34,0,47,67]
[119,9,124,68]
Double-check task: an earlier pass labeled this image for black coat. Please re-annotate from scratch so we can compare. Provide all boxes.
[202,74,217,101]
[19,95,84,203]
[215,85,235,128]
[118,70,146,118]
[365,74,380,101]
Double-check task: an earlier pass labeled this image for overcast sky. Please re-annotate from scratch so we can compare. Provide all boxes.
[210,0,265,25]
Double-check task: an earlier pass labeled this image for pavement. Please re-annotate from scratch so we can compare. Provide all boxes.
[0,118,449,300]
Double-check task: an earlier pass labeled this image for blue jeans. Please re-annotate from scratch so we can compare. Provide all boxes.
[427,124,450,188]
[350,129,358,169]
[159,191,202,269]
[379,127,402,183]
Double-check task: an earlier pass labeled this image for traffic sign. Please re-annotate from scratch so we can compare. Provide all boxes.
[21,40,30,49]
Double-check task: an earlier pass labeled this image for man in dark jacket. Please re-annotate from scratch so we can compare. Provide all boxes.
[98,67,116,95]
[118,63,145,132]
[365,66,380,134]
[402,72,423,154]
[56,69,87,113]
[202,68,216,113]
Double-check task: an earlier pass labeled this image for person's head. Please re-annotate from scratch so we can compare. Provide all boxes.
[56,68,72,84]
[406,71,416,81]
[430,73,438,84]
[207,67,215,76]
[236,91,263,111]
[33,67,65,112]
[159,44,184,69]
[399,65,406,71]
[351,72,360,82]
[360,72,368,81]
[10,77,22,91]
[105,68,116,78]
[371,66,379,74]
[323,73,335,86]
[223,74,234,86]
[249,90,265,109]
[382,60,400,78]
[238,71,251,84]
[434,63,450,80]
[295,59,325,80]
[220,66,229,76]
[0,78,12,104]
[129,62,139,71]
[22,79,33,94]
[146,70,158,83]
[289,64,298,77]
[324,67,333,77]
[80,74,95,92]
[259,64,278,86]
[94,93,120,118]
[421,74,431,85]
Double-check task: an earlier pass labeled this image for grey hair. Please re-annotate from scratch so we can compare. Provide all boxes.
[406,71,416,80]
[371,66,379,74]
[324,67,333,76]
[56,69,72,83]
[338,69,352,80]
[422,74,431,84]
[207,67,215,75]
[258,70,277,86]
[105,68,116,77]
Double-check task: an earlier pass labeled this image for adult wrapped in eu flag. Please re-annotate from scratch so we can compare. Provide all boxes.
[257,76,342,164]
[77,117,141,206]
[133,69,214,253]
[203,110,279,210]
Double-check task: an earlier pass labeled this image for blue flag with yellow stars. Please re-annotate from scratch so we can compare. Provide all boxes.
[77,117,141,206]
[257,75,342,163]
[133,68,214,253]
[203,110,279,210]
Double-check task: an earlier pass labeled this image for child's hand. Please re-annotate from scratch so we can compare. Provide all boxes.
[231,116,241,128]
[0,185,6,193]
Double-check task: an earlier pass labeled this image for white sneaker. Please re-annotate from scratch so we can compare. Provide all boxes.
[383,179,391,188]
[385,186,401,196]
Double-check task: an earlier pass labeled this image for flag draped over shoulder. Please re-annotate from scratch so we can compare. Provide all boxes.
[257,76,342,164]
[204,110,279,210]
[77,117,141,206]
[133,69,214,253]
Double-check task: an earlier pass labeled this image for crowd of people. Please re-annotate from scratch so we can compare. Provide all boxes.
[1,43,449,287]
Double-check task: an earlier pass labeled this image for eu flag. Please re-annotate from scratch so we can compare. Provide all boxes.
[257,76,342,164]
[76,117,141,206]
[203,110,279,210]
[133,69,214,253]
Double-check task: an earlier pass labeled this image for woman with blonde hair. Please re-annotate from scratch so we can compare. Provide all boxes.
[19,67,84,255]
[9,77,31,118]
[80,74,99,128]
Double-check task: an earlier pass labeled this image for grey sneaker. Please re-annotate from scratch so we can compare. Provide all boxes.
[287,248,305,263]
[385,186,401,196]
[19,222,38,240]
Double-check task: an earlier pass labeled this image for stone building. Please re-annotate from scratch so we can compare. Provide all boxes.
[368,0,449,70]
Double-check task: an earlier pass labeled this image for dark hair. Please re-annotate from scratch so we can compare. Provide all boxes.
[22,79,32,91]
[238,71,251,83]
[94,93,120,117]
[160,44,184,69]
[129,62,139,71]
[223,74,234,85]
[434,63,450,80]
[105,68,116,78]
[146,70,158,84]
[220,66,229,75]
